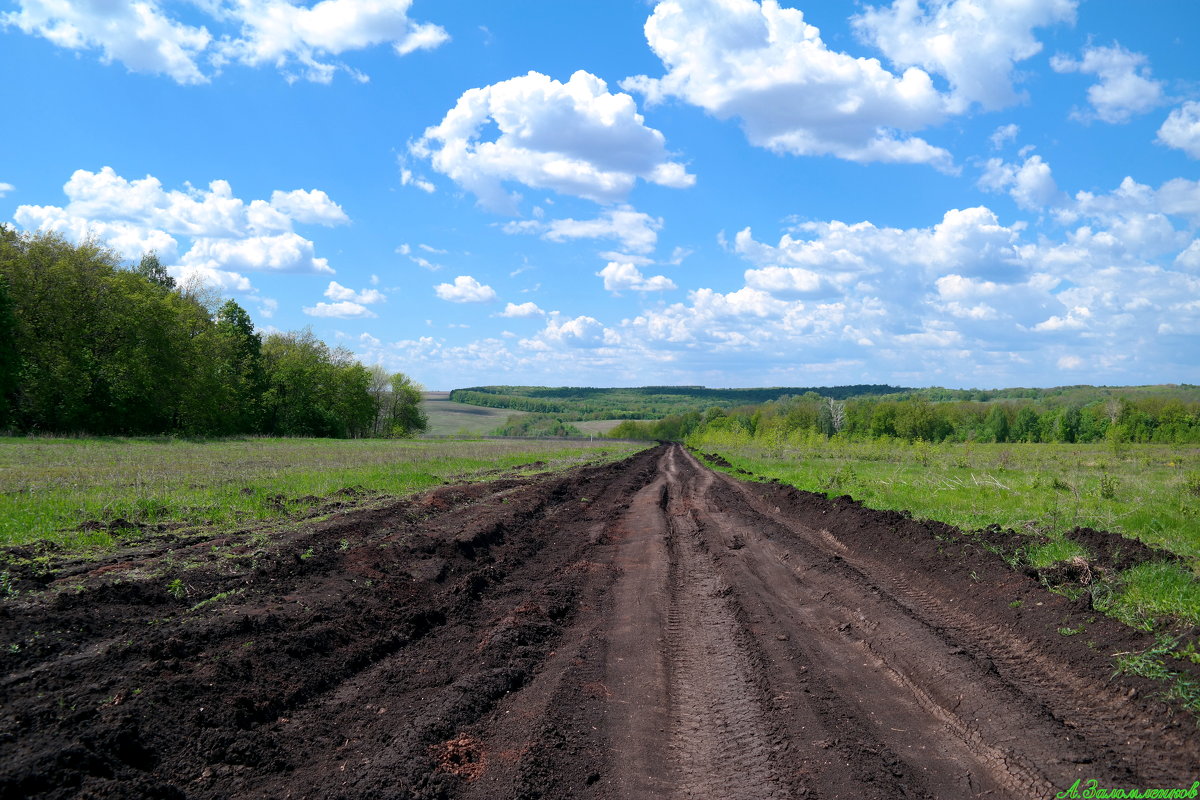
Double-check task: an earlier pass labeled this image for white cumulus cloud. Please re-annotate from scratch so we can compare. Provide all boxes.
[853,0,1076,112]
[324,281,385,304]
[270,189,349,225]
[978,153,1063,210]
[1158,101,1200,159]
[413,70,694,212]
[503,206,663,254]
[622,0,955,171]
[1,0,447,84]
[499,301,545,318]
[1051,43,1166,124]
[434,275,498,303]
[0,182,14,197]
[13,166,347,287]
[598,262,677,293]
[2,0,213,84]
[216,0,448,83]
[303,301,378,319]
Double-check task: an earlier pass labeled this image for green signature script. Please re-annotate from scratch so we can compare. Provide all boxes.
[1056,779,1200,799]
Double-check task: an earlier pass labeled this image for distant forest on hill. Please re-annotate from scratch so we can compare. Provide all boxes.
[449,384,909,420]
[449,384,1200,444]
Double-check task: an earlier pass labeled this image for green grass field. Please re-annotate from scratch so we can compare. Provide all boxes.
[0,436,647,551]
[421,391,526,435]
[574,419,648,436]
[690,432,1200,631]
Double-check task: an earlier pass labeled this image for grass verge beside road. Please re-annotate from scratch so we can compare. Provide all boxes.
[689,433,1200,631]
[0,436,647,551]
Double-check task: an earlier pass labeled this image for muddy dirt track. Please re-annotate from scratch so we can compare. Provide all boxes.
[2,444,1198,799]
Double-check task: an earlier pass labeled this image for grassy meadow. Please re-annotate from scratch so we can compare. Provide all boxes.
[690,431,1200,631]
[0,436,647,551]
[420,391,527,435]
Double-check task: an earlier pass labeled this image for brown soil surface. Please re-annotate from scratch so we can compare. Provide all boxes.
[2,444,1197,799]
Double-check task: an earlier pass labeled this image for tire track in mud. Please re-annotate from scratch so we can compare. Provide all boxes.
[3,443,1198,799]
[660,451,789,799]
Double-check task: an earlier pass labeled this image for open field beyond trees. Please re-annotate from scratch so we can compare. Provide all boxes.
[420,392,527,436]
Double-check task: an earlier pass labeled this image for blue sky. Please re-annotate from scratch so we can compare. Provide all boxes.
[2,0,1198,390]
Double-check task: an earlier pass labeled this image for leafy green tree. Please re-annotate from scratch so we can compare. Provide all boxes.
[0,273,18,426]
[214,299,265,433]
[983,405,1010,442]
[133,251,176,291]
[1011,406,1041,442]
[383,372,427,437]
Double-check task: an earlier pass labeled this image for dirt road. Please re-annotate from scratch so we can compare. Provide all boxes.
[2,444,1197,799]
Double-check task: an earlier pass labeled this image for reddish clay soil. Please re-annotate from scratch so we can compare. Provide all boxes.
[2,444,1198,799]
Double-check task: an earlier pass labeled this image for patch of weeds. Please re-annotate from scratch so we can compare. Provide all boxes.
[166,578,186,600]
[1098,471,1119,500]
[189,589,244,613]
[1113,635,1200,719]
[821,464,857,493]
[1108,561,1200,631]
[1009,600,1023,608]
[1058,625,1084,636]
[338,538,350,551]
[299,546,315,561]
[1,571,18,598]
[1050,476,1075,493]
[1172,639,1200,666]
[1026,538,1090,570]
[1183,472,1200,497]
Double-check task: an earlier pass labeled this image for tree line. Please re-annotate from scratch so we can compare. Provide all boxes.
[0,227,425,437]
[609,392,1200,444]
[450,383,906,420]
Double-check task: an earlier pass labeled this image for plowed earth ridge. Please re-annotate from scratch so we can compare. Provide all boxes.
[1,444,1196,799]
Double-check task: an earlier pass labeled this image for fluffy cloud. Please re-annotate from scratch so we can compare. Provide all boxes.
[362,178,1200,385]
[622,0,955,171]
[853,0,1076,112]
[743,265,826,297]
[13,166,348,288]
[526,315,613,349]
[1051,43,1166,124]
[1158,102,1200,159]
[597,262,676,293]
[215,0,448,83]
[413,70,694,211]
[0,182,14,197]
[269,189,349,225]
[180,233,334,274]
[978,154,1062,210]
[990,124,1020,150]
[1,0,446,84]
[323,281,385,304]
[499,301,545,318]
[2,0,212,84]
[503,206,663,254]
[735,206,1025,283]
[303,300,377,319]
[434,275,498,303]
